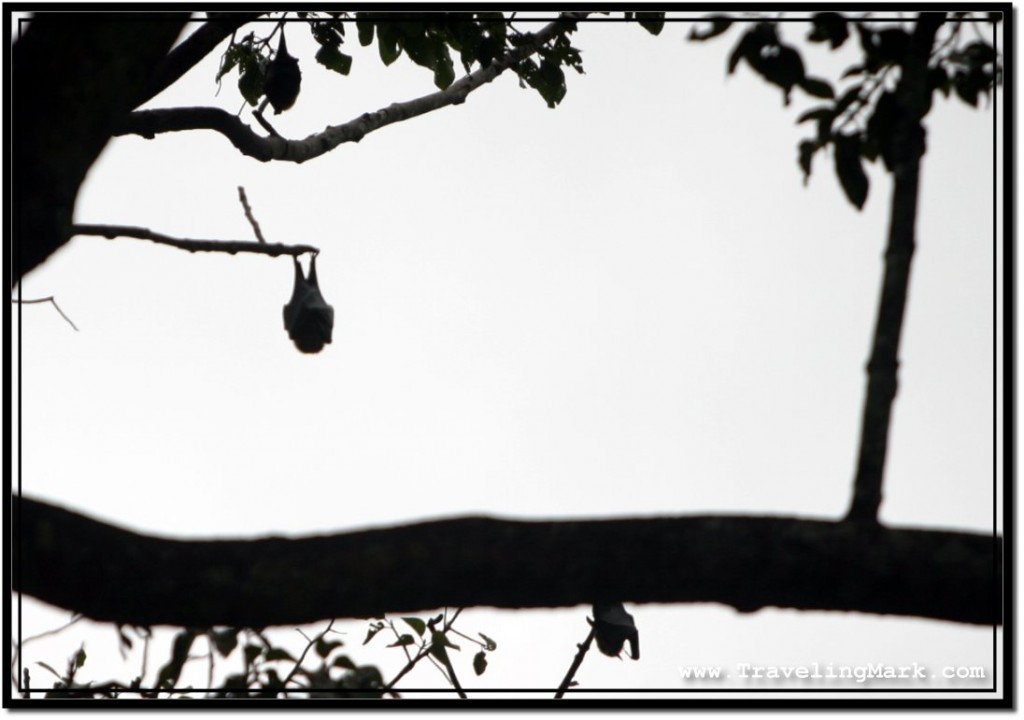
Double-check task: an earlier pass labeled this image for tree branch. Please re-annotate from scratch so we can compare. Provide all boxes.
[554,626,594,699]
[115,12,590,164]
[70,223,317,257]
[13,14,191,284]
[11,296,79,331]
[13,495,1000,629]
[846,13,947,523]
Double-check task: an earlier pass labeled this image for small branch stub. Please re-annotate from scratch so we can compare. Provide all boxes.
[237,186,268,243]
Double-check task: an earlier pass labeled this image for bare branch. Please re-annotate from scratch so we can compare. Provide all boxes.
[236,187,268,243]
[12,296,80,331]
[70,223,317,257]
[115,12,591,164]
[554,625,594,699]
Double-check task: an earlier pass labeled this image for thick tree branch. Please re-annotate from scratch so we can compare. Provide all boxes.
[13,496,1000,629]
[13,14,190,284]
[846,13,947,523]
[70,224,317,257]
[115,13,590,164]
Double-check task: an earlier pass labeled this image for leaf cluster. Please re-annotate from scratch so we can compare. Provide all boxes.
[217,11,664,110]
[692,11,1001,209]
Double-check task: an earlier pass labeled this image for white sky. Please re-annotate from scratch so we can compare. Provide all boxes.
[9,12,1004,704]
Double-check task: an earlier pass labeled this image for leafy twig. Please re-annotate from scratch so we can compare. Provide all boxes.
[282,620,334,688]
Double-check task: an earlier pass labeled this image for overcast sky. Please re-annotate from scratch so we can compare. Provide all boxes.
[11,12,1004,703]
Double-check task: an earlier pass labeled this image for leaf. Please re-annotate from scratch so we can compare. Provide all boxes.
[433,44,456,89]
[377,25,402,65]
[402,617,427,636]
[387,634,416,648]
[333,655,357,670]
[636,12,665,36]
[876,29,910,64]
[727,31,757,75]
[208,628,239,658]
[428,632,452,664]
[363,621,385,645]
[315,638,344,658]
[796,106,833,124]
[834,84,863,114]
[798,139,817,183]
[238,64,264,107]
[264,647,295,662]
[866,90,902,170]
[478,632,498,651]
[473,651,488,676]
[689,15,732,42]
[834,133,869,209]
[807,12,848,49]
[157,629,198,689]
[35,662,62,681]
[244,643,262,665]
[356,17,374,47]
[799,76,834,99]
[315,45,352,75]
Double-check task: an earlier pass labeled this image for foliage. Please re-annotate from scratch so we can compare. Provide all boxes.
[690,11,1001,209]
[18,611,499,699]
[216,11,664,109]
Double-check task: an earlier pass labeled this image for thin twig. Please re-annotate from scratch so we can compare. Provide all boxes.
[384,608,465,694]
[554,625,595,699]
[71,223,317,258]
[12,297,79,331]
[282,620,334,688]
[237,186,268,243]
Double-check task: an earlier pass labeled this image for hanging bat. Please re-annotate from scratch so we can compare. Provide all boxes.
[283,254,334,354]
[264,32,301,114]
[591,602,640,660]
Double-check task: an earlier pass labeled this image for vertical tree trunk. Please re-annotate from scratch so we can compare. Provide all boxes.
[845,14,946,523]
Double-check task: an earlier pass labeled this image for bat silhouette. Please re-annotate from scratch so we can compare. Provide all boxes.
[264,32,301,114]
[591,602,640,660]
[283,254,334,354]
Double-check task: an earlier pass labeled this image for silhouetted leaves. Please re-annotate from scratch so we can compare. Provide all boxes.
[834,133,869,209]
[798,140,818,183]
[728,24,807,105]
[689,16,733,41]
[808,12,849,49]
[858,25,911,71]
[473,651,488,676]
[156,629,199,689]
[799,76,835,99]
[635,12,666,36]
[208,628,240,657]
[315,45,352,75]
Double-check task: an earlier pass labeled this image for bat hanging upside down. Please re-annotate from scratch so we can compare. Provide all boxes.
[283,254,334,354]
